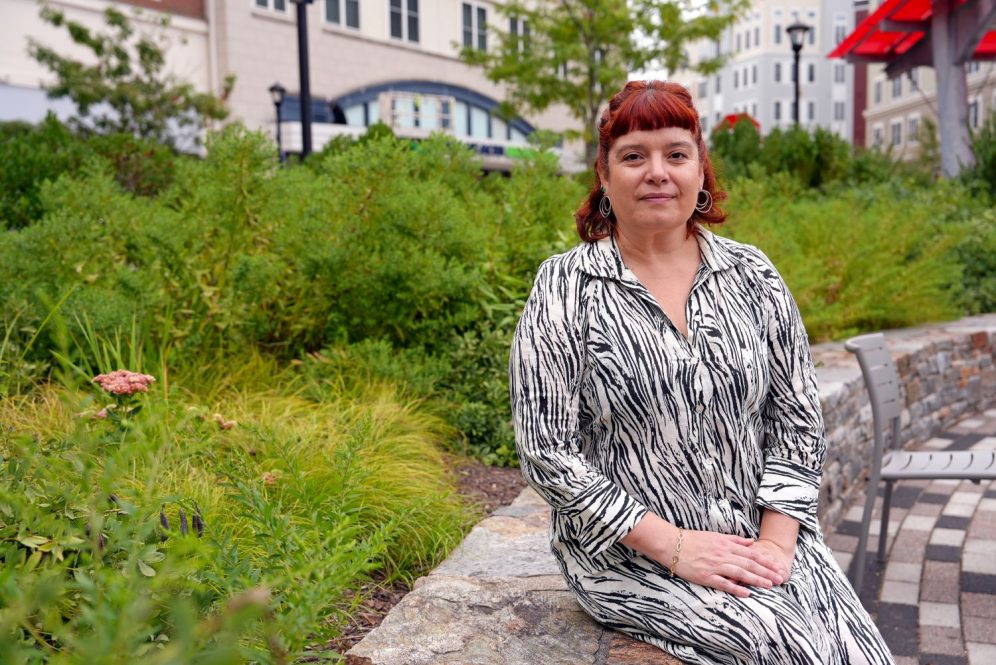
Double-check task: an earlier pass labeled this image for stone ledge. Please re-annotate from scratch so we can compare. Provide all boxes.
[348,314,996,664]
[347,489,681,664]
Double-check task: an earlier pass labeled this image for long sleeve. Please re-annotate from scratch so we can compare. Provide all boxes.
[750,250,827,535]
[509,258,648,572]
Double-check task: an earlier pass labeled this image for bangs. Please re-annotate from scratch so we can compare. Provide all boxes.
[607,85,700,140]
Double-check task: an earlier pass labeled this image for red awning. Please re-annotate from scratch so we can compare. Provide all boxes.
[829,0,996,61]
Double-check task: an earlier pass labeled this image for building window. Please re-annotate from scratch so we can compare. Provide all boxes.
[462,3,487,50]
[752,64,758,85]
[966,61,981,74]
[325,0,359,28]
[909,67,919,89]
[892,77,902,98]
[833,101,845,121]
[774,62,782,83]
[908,115,920,144]
[751,102,757,117]
[737,33,742,51]
[745,30,751,49]
[874,80,882,104]
[698,80,708,98]
[774,100,781,121]
[700,116,708,132]
[808,26,815,45]
[774,24,782,45]
[754,26,759,46]
[808,63,815,83]
[808,101,815,121]
[835,23,847,44]
[834,63,845,83]
[969,98,980,128]
[387,93,452,130]
[509,16,529,51]
[734,70,739,89]
[256,0,287,12]
[391,0,419,42]
[873,124,883,148]
[715,75,721,94]
[891,120,902,146]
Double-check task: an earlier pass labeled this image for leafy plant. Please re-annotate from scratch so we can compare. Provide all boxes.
[460,0,748,164]
[1,333,471,661]
[28,5,233,147]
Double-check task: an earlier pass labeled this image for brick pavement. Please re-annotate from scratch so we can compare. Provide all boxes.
[826,408,996,665]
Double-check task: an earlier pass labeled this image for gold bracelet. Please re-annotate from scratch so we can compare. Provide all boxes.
[669,527,684,577]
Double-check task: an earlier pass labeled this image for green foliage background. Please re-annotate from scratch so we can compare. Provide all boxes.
[1,115,994,661]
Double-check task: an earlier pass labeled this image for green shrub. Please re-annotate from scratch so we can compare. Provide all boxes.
[710,120,762,182]
[0,116,180,232]
[0,115,88,230]
[963,110,996,199]
[1,346,471,662]
[721,175,969,341]
[757,126,851,189]
[952,207,996,314]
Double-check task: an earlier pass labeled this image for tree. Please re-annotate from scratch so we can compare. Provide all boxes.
[28,5,234,148]
[460,0,747,165]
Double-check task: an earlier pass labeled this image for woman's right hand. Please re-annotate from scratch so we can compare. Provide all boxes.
[673,529,783,598]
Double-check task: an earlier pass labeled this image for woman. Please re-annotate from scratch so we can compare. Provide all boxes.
[509,80,893,664]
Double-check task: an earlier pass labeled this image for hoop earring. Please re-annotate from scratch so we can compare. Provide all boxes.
[599,194,612,219]
[695,189,713,214]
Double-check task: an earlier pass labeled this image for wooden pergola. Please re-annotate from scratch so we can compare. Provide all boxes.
[829,0,996,176]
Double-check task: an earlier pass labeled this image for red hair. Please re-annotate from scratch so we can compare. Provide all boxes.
[575,80,727,242]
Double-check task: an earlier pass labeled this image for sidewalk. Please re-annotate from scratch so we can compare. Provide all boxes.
[826,408,996,665]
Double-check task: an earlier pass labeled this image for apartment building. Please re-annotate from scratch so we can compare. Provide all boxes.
[2,0,578,169]
[3,0,211,123]
[863,60,995,161]
[673,0,857,142]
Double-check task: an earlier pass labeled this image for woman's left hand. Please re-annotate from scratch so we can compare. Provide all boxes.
[749,538,795,584]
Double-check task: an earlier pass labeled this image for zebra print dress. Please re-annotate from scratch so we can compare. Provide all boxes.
[509,228,894,664]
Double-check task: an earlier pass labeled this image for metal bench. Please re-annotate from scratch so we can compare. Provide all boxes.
[844,332,996,595]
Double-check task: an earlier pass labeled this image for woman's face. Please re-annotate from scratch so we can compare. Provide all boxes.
[600,126,705,237]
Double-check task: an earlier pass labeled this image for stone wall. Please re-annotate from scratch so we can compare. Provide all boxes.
[813,314,996,530]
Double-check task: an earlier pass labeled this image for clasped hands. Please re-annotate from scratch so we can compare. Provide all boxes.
[670,530,794,598]
[621,513,796,599]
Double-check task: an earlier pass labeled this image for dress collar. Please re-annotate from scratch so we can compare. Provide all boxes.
[577,226,736,280]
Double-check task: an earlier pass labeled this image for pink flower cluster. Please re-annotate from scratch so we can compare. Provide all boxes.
[92,370,156,396]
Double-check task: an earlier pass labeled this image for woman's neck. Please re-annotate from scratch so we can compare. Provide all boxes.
[615,224,700,272]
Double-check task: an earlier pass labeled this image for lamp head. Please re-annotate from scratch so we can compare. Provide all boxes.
[787,21,811,49]
[269,82,286,106]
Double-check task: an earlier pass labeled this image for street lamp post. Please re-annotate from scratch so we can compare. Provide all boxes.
[269,82,286,162]
[290,0,315,158]
[786,21,811,126]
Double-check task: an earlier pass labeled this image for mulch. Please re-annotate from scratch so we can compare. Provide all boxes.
[322,456,528,657]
